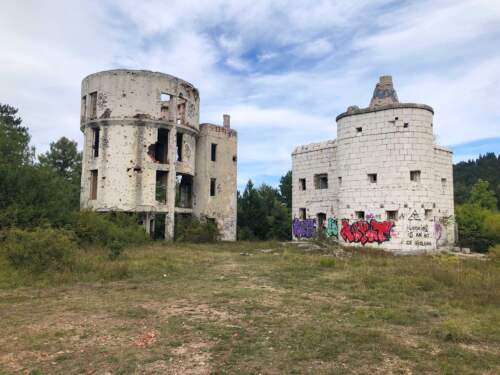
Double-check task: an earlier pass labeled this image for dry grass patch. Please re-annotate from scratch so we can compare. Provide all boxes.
[0,242,499,374]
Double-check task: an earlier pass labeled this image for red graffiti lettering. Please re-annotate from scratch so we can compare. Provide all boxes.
[340,219,394,245]
[340,219,354,242]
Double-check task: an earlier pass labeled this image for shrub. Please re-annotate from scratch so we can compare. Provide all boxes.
[1,227,77,273]
[174,216,219,242]
[237,226,257,241]
[319,256,336,268]
[456,204,497,252]
[71,211,148,259]
[488,244,500,261]
[108,240,125,260]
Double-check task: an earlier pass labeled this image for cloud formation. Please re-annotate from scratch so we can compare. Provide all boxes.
[0,0,498,189]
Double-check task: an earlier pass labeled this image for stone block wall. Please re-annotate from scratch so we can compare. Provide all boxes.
[291,76,455,252]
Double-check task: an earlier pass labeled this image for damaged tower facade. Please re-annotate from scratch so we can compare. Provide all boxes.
[80,69,237,240]
[292,76,455,252]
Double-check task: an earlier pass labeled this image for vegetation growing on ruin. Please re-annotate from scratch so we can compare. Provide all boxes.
[0,242,499,373]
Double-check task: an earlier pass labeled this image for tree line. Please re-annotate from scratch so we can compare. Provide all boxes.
[454,153,500,209]
[0,103,147,273]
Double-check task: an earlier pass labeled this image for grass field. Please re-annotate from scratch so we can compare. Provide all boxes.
[0,242,499,374]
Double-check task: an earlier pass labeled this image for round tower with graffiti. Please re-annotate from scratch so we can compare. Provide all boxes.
[292,76,455,252]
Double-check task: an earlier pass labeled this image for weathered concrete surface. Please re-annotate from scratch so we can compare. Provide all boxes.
[292,76,455,253]
[193,122,238,241]
[80,69,237,240]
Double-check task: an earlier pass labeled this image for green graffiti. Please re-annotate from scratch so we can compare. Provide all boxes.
[326,218,338,238]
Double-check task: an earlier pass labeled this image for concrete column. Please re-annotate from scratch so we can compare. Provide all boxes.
[165,126,177,240]
[169,96,178,123]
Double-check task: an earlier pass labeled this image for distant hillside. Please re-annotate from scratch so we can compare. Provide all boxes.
[454,152,500,208]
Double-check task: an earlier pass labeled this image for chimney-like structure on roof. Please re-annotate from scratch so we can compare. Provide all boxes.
[223,114,230,128]
[369,75,399,108]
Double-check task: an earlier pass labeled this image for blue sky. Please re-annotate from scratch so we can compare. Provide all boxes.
[1,0,499,190]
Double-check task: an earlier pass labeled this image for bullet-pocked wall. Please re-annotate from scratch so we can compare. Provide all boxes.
[79,69,237,240]
[193,120,238,241]
[292,76,455,253]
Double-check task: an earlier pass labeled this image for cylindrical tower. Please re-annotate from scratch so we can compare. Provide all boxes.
[80,69,200,239]
[335,76,454,251]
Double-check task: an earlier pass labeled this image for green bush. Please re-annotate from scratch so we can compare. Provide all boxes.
[456,204,497,252]
[237,226,257,241]
[108,240,125,260]
[174,216,219,242]
[319,256,336,268]
[1,227,77,273]
[71,211,148,259]
[488,244,500,261]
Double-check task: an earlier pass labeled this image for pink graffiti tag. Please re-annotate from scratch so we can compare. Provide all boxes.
[340,219,394,245]
[434,223,443,240]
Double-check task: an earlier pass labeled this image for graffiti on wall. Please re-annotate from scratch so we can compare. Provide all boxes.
[340,219,394,245]
[405,224,432,247]
[408,210,421,221]
[434,223,443,241]
[292,218,316,238]
[326,218,338,238]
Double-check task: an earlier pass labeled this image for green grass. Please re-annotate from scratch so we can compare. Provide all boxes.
[0,241,499,374]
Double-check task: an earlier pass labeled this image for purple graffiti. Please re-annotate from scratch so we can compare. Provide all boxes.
[293,218,316,238]
[434,223,443,240]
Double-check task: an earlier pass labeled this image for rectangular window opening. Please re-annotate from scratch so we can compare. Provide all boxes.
[90,170,98,200]
[155,171,168,203]
[425,209,433,220]
[175,173,193,208]
[206,217,217,230]
[92,127,100,158]
[338,176,342,185]
[89,92,97,119]
[176,132,183,161]
[157,128,169,163]
[160,93,172,120]
[410,170,421,182]
[403,123,409,128]
[299,208,306,220]
[299,178,306,191]
[81,96,87,120]
[386,210,398,221]
[355,211,365,220]
[210,178,216,197]
[314,173,328,189]
[177,101,186,124]
[211,143,217,162]
[317,213,326,230]
[356,127,362,133]
[441,178,447,189]
[368,173,377,183]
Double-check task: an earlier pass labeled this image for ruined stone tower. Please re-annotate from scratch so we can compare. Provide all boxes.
[80,69,237,240]
[292,76,455,252]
